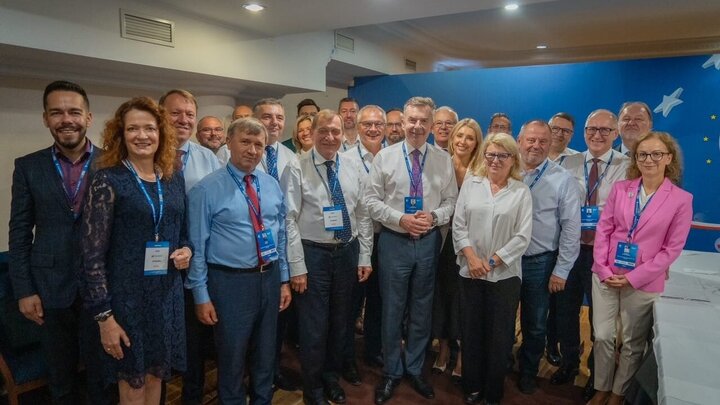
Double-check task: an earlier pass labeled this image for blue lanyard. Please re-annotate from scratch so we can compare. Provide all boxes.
[402,143,428,196]
[357,144,370,173]
[124,160,164,241]
[527,160,549,190]
[180,147,190,172]
[51,144,94,210]
[583,151,614,205]
[311,150,340,200]
[226,165,264,229]
[627,181,655,242]
[558,155,567,166]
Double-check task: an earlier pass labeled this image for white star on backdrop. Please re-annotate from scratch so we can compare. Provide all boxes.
[653,87,683,118]
[702,54,720,70]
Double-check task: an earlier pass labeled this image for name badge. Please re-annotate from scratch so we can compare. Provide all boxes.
[405,197,423,214]
[581,205,600,230]
[144,241,170,276]
[323,206,344,231]
[256,229,279,262]
[614,242,639,270]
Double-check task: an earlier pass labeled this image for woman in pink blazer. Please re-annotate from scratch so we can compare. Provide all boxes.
[590,131,692,405]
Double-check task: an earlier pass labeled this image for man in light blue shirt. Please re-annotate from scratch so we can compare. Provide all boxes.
[186,118,291,405]
[516,120,582,394]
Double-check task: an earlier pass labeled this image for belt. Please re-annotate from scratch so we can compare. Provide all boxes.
[381,226,437,240]
[523,250,558,259]
[301,238,355,251]
[207,261,274,273]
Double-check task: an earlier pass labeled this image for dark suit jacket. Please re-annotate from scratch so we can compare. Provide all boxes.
[8,146,100,309]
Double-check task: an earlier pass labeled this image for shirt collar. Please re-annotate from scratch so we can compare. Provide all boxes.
[227,162,254,178]
[404,140,427,155]
[179,140,190,153]
[522,158,549,176]
[585,148,614,164]
[54,139,93,163]
[311,147,337,166]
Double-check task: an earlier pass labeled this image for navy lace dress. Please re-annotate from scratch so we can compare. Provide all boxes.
[81,165,189,388]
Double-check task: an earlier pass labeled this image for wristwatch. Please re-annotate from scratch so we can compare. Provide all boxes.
[431,211,438,227]
[94,309,113,322]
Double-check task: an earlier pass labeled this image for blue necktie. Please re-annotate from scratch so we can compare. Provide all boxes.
[265,145,279,182]
[324,160,352,243]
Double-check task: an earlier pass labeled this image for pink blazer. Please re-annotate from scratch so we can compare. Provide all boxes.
[592,177,693,293]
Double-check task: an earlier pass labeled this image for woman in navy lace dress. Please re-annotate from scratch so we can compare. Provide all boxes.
[82,96,192,404]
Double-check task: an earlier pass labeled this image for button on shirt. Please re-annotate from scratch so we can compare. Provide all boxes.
[522,159,582,280]
[179,141,221,193]
[365,141,458,233]
[256,141,300,187]
[453,176,533,282]
[185,164,289,304]
[342,143,382,233]
[285,149,373,277]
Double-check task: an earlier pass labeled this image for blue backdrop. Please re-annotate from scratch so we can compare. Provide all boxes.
[349,55,720,252]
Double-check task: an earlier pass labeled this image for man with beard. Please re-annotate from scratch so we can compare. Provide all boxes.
[384,109,405,145]
[548,112,580,166]
[338,97,360,152]
[488,112,513,135]
[196,115,226,154]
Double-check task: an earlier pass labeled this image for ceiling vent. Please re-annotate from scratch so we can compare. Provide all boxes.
[335,32,355,53]
[120,9,175,47]
[405,58,417,72]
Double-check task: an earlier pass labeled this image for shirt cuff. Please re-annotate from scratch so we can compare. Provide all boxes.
[358,253,371,268]
[192,286,210,305]
[551,266,571,280]
[289,260,308,277]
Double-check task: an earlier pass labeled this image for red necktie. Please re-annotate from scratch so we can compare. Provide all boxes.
[581,158,600,244]
[244,174,264,265]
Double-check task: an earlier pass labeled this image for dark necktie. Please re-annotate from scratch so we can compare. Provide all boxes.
[175,150,186,172]
[244,174,265,264]
[581,158,600,244]
[265,145,279,182]
[324,161,352,243]
[411,149,423,198]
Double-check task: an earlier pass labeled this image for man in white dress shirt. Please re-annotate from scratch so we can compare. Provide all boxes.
[285,109,373,405]
[366,96,458,404]
[551,110,629,402]
[432,106,458,151]
[548,112,580,166]
[616,102,653,156]
[515,120,582,394]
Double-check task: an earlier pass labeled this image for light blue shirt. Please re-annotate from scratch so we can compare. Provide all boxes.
[180,141,221,193]
[185,164,289,304]
[522,159,582,280]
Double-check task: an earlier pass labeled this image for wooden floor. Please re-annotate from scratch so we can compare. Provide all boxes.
[164,307,593,405]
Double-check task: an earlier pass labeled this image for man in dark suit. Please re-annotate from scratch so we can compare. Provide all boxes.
[8,80,103,405]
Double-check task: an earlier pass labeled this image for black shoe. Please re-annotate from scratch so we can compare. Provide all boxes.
[342,362,361,386]
[303,389,330,405]
[374,377,400,405]
[274,372,299,391]
[464,392,483,404]
[582,377,596,402]
[323,380,346,404]
[550,366,579,385]
[365,354,384,368]
[407,375,435,399]
[517,374,537,395]
[546,346,562,367]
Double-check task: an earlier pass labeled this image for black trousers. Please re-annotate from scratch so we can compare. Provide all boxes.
[182,288,215,405]
[362,233,383,359]
[460,277,521,403]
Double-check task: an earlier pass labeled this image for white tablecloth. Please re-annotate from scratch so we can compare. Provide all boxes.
[653,250,720,405]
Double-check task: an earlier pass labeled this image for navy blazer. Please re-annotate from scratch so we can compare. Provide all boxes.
[8,146,100,309]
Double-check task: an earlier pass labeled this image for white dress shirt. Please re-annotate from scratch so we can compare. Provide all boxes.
[285,148,373,277]
[522,159,582,280]
[553,147,579,167]
[215,144,230,165]
[256,141,300,188]
[180,140,221,193]
[453,176,533,282]
[365,141,458,233]
[342,142,381,233]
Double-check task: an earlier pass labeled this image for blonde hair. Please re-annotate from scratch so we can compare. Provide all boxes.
[472,132,521,181]
[627,131,683,185]
[448,118,483,169]
[292,115,313,151]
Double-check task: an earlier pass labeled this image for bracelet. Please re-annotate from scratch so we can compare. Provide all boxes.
[94,309,113,322]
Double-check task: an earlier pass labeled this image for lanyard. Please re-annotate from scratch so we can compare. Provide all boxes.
[124,160,164,241]
[558,155,567,166]
[402,143,428,196]
[357,144,370,173]
[627,181,655,242]
[51,144,94,209]
[226,165,264,229]
[583,151,614,205]
[311,150,340,202]
[526,160,549,190]
[178,147,190,172]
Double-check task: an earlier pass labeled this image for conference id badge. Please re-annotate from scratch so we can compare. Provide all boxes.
[580,205,600,230]
[256,229,279,262]
[144,241,170,276]
[614,242,639,270]
[323,206,344,231]
[404,196,423,214]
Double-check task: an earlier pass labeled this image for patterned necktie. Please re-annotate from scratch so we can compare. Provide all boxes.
[411,149,423,198]
[581,158,600,244]
[244,174,265,264]
[265,145,279,182]
[324,161,352,242]
[175,150,186,172]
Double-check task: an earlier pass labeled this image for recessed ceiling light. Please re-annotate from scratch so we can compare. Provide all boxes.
[505,3,519,11]
[536,44,548,49]
[243,3,265,12]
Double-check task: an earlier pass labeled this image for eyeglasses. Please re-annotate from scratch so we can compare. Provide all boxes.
[434,120,456,128]
[484,152,513,162]
[584,126,615,137]
[199,127,224,133]
[359,121,385,129]
[550,126,573,136]
[636,151,670,162]
[490,124,510,132]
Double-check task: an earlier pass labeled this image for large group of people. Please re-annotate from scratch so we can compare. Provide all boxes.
[8,80,693,405]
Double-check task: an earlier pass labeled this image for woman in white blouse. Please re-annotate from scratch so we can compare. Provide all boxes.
[453,132,533,405]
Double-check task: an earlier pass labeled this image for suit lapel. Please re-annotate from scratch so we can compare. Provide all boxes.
[634,177,672,234]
